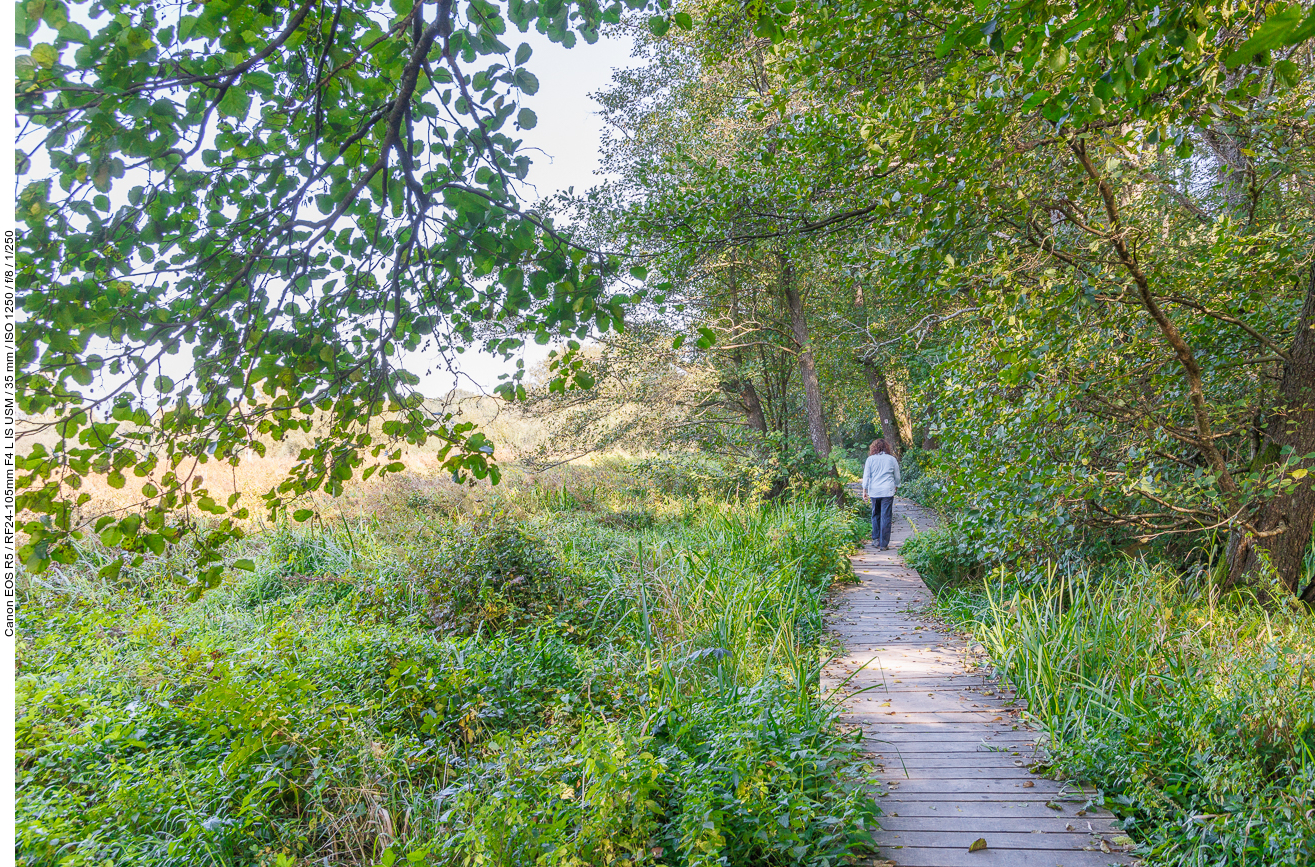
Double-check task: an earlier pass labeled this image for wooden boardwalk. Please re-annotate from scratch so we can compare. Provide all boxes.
[824,498,1135,867]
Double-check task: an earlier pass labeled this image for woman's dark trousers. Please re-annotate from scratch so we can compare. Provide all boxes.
[870,497,894,548]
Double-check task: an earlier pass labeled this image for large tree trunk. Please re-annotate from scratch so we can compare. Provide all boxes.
[782,256,832,461]
[1228,266,1315,602]
[863,363,903,456]
[889,374,915,448]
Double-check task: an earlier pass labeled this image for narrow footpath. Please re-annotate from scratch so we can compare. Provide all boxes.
[823,498,1134,867]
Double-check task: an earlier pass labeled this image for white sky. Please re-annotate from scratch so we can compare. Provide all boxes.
[420,25,637,396]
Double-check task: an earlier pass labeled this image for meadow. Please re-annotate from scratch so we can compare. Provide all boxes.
[15,460,879,867]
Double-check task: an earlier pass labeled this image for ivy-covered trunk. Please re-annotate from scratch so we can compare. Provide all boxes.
[864,363,904,456]
[782,256,831,462]
[1228,270,1315,602]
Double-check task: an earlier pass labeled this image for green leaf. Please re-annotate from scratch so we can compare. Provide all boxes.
[58,21,89,43]
[244,71,277,96]
[512,69,539,95]
[293,508,313,522]
[517,107,537,129]
[217,87,251,119]
[1274,59,1302,88]
[1048,43,1068,73]
[30,43,57,66]
[233,558,256,571]
[648,15,670,38]
[515,42,531,65]
[673,11,692,29]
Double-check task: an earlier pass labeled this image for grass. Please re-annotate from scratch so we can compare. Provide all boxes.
[15,469,878,867]
[934,562,1315,867]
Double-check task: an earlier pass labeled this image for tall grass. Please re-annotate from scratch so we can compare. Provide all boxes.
[937,564,1315,866]
[16,481,876,867]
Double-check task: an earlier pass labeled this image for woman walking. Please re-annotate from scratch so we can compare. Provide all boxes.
[862,439,901,550]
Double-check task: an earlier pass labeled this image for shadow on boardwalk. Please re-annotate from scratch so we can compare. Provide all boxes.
[823,497,1135,867]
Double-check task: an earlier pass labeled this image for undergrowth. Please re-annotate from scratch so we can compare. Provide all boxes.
[935,564,1315,867]
[15,472,876,866]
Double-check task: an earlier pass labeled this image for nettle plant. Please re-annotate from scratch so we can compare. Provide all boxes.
[13,0,690,591]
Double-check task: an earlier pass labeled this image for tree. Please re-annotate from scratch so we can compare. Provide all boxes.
[15,0,656,587]
[772,0,1315,598]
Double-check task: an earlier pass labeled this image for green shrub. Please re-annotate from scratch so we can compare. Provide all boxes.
[414,511,576,634]
[895,446,941,506]
[901,525,984,592]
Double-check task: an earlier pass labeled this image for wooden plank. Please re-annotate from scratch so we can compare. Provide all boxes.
[871,846,1128,866]
[878,800,1110,818]
[874,779,1097,795]
[877,816,1124,833]
[879,830,1128,851]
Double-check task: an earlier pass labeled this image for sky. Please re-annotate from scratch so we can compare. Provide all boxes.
[419,25,639,396]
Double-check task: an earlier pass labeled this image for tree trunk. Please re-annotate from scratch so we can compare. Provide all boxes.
[782,255,832,461]
[731,378,767,436]
[889,374,915,448]
[863,363,903,456]
[724,291,768,435]
[1228,266,1315,601]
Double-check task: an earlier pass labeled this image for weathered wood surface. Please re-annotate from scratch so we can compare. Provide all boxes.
[824,498,1135,866]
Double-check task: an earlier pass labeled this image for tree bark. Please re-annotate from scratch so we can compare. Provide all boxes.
[717,374,768,433]
[781,254,832,461]
[726,266,768,436]
[863,362,903,456]
[1227,265,1315,601]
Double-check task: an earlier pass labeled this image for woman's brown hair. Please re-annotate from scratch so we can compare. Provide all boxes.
[869,439,891,457]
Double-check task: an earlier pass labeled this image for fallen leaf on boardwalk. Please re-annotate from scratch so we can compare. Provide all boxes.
[1045,801,1064,811]
[968,838,988,852]
[1022,781,1034,788]
[1100,840,1112,853]
[1111,835,1134,847]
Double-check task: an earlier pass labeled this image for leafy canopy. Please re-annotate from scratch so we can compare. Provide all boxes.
[14,0,685,589]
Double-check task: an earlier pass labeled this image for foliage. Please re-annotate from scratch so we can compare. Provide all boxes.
[14,0,651,582]
[414,510,573,634]
[937,565,1315,866]
[900,525,984,593]
[890,446,938,506]
[15,470,877,866]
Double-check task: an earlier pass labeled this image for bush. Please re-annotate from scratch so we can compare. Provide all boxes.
[901,524,984,592]
[632,453,773,500]
[414,512,575,634]
[895,446,941,506]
